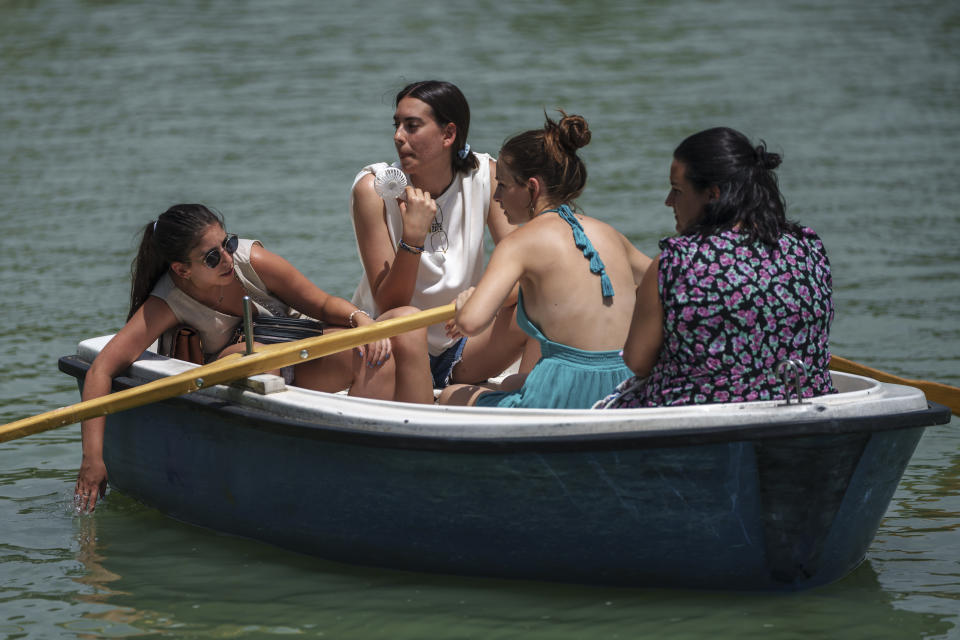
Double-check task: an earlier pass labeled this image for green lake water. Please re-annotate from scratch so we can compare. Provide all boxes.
[1,0,958,637]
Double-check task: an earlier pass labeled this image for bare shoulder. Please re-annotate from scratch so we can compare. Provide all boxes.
[580,215,635,247]
[351,172,381,218]
[498,221,540,249]
[352,173,377,200]
[248,240,273,263]
[353,173,380,204]
[503,215,575,264]
[140,294,179,325]
[248,241,293,277]
[353,171,376,194]
[578,213,620,235]
[521,213,573,239]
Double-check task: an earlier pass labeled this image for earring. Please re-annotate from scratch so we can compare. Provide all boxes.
[527,180,538,216]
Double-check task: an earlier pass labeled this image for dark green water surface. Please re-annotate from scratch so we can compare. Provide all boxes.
[1,1,958,638]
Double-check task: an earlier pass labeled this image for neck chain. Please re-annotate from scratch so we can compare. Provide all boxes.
[428,201,448,253]
[213,272,238,311]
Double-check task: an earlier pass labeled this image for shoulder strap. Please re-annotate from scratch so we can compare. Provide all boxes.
[550,204,614,297]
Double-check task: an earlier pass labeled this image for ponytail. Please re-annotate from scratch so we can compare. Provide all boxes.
[128,204,223,318]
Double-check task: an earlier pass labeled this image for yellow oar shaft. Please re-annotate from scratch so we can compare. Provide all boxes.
[0,303,456,443]
[830,354,960,416]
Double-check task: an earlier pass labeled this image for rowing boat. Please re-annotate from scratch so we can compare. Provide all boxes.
[58,336,951,590]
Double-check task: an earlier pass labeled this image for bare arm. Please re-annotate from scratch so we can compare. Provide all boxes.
[622,234,653,286]
[622,255,664,376]
[455,233,525,336]
[352,174,437,312]
[249,243,388,366]
[75,296,179,512]
[250,243,359,326]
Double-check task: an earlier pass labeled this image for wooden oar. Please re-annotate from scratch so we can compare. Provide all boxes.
[830,354,960,416]
[0,303,456,443]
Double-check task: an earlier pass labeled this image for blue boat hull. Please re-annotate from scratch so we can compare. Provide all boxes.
[59,354,949,590]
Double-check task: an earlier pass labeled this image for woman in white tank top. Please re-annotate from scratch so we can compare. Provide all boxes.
[351,80,535,389]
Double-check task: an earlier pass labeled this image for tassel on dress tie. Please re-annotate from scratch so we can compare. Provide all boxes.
[553,204,615,298]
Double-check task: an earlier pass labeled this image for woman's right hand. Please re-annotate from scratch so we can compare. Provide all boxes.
[397,186,437,245]
[71,297,178,514]
[74,454,108,514]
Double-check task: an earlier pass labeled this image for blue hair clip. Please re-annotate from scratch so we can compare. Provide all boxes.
[457,143,471,160]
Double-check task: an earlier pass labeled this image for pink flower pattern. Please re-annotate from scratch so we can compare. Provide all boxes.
[603,228,836,407]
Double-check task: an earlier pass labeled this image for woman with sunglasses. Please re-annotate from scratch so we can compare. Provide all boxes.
[74,204,432,512]
[351,80,531,390]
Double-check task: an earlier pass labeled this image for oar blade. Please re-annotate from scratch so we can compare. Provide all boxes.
[830,354,960,416]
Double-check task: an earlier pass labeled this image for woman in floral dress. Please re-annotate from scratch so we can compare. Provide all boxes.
[599,127,836,408]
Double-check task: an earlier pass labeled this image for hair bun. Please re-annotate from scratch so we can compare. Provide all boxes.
[755,143,782,170]
[557,113,591,151]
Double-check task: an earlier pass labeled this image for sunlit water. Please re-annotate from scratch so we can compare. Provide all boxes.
[1,1,958,638]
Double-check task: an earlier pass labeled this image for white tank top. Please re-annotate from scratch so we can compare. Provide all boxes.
[350,154,492,355]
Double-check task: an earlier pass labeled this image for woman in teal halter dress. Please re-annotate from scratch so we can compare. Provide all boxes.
[474,208,636,409]
[438,112,651,409]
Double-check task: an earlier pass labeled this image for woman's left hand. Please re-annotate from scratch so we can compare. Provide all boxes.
[352,313,392,367]
[357,337,392,368]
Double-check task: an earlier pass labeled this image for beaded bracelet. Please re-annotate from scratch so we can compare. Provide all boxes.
[397,239,424,255]
[348,309,371,328]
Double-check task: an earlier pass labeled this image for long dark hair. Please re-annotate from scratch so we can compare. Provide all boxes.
[128,204,223,319]
[396,80,478,174]
[499,110,591,208]
[674,127,801,246]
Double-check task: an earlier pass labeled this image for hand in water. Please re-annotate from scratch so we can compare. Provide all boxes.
[74,457,108,514]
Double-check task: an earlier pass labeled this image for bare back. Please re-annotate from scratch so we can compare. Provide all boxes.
[513,211,640,351]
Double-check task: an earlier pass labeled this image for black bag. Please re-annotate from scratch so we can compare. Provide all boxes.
[252,316,325,344]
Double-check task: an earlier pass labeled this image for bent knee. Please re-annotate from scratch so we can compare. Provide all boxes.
[378,305,422,320]
[391,327,428,352]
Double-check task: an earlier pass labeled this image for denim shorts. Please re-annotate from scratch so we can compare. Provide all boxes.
[429,337,467,389]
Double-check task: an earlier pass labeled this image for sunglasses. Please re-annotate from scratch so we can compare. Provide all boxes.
[199,234,239,269]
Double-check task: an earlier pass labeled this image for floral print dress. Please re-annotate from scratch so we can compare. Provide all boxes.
[600,228,836,408]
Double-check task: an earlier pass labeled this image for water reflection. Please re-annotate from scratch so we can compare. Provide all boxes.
[70,493,953,640]
[69,504,155,639]
[888,424,960,526]
[74,515,124,601]
[868,425,960,629]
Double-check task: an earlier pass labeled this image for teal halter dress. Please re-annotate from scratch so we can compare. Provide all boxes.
[475,205,632,409]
